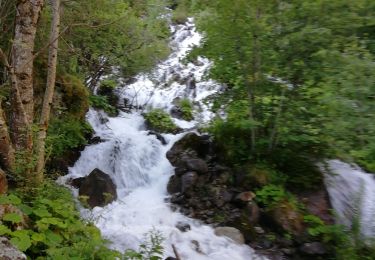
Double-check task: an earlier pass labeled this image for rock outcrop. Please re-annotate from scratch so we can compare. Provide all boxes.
[74,168,117,208]
[0,237,26,260]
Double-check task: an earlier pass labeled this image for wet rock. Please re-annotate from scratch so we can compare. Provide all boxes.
[166,133,210,165]
[78,169,117,208]
[0,237,26,259]
[214,227,245,244]
[167,175,182,194]
[88,136,104,145]
[176,222,191,232]
[170,106,184,119]
[0,168,7,194]
[71,177,85,189]
[181,172,198,192]
[148,131,167,145]
[184,158,208,174]
[191,240,203,254]
[300,242,326,255]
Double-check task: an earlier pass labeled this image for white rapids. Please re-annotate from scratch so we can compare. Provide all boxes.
[323,160,375,239]
[60,18,264,259]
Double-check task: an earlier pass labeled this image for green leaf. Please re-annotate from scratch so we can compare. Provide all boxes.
[3,213,23,223]
[0,224,11,235]
[18,204,33,215]
[10,230,31,251]
[33,207,52,218]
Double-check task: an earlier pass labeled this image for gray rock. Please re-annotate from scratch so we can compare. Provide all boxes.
[214,227,245,244]
[0,237,26,259]
[176,222,191,232]
[300,242,326,255]
[184,158,208,174]
[167,175,182,194]
[181,172,198,192]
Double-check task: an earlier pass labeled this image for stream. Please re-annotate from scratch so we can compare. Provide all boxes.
[59,17,375,259]
[60,18,265,260]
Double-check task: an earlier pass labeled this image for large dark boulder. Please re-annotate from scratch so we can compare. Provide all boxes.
[77,169,117,208]
[166,133,211,165]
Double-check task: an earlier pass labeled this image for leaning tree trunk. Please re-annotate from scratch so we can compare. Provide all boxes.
[35,0,61,180]
[10,0,44,151]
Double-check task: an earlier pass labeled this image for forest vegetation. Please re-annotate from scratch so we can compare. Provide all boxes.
[0,0,374,259]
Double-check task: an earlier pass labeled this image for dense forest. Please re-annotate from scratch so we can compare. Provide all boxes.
[0,0,374,259]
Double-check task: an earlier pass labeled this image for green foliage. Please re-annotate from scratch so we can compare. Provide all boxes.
[0,182,165,259]
[0,182,120,259]
[144,109,179,133]
[172,0,190,24]
[255,185,288,208]
[46,117,93,157]
[89,95,118,116]
[178,98,194,121]
[57,74,90,119]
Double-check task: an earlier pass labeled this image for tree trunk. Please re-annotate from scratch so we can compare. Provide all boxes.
[35,0,61,180]
[10,0,44,152]
[0,100,15,172]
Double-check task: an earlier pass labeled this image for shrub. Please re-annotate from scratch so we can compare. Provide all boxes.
[179,98,194,121]
[46,117,93,157]
[89,95,118,116]
[0,182,120,259]
[144,109,179,133]
[255,184,288,207]
[0,182,165,259]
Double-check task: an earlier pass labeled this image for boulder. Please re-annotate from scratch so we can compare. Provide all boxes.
[167,175,182,194]
[170,106,184,120]
[300,242,326,255]
[181,172,198,192]
[0,169,7,194]
[214,227,245,244]
[78,169,117,208]
[176,222,191,232]
[267,201,305,237]
[166,133,210,165]
[0,237,26,259]
[184,158,208,174]
[148,131,167,145]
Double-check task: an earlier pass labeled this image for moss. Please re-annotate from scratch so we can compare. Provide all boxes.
[144,109,180,133]
[56,74,90,119]
[179,98,194,121]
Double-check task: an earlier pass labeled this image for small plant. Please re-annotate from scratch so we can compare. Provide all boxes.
[144,109,179,133]
[0,181,120,259]
[255,184,288,207]
[179,98,194,121]
[89,95,118,116]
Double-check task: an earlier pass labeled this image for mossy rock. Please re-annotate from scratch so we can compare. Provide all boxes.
[57,74,89,119]
[144,109,180,133]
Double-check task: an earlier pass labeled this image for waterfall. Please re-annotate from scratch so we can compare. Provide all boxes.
[323,160,375,239]
[60,18,265,259]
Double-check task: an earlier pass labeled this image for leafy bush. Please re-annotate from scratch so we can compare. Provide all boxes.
[0,182,120,259]
[89,95,117,116]
[255,185,288,207]
[178,98,194,121]
[46,117,93,157]
[0,182,165,259]
[144,109,179,133]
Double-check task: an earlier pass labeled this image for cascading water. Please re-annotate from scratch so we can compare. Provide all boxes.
[60,18,265,259]
[323,160,375,239]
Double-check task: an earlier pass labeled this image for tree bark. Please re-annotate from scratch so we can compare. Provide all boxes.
[35,0,61,180]
[10,0,44,151]
[0,100,15,172]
